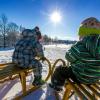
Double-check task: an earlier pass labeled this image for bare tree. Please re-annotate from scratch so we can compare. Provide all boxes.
[7,32,19,46]
[19,25,25,33]
[43,35,52,44]
[7,22,18,32]
[0,14,8,48]
[7,22,19,46]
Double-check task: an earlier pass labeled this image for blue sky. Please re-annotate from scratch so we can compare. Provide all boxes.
[0,0,100,40]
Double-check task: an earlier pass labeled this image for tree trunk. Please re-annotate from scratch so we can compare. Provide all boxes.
[3,25,6,48]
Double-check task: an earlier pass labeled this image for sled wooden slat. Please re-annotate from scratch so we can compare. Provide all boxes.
[92,84,100,91]
[76,84,95,99]
[87,85,100,97]
[63,79,100,100]
[0,63,32,95]
[0,57,51,99]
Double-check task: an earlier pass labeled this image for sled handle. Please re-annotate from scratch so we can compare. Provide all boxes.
[39,57,52,82]
[51,59,66,76]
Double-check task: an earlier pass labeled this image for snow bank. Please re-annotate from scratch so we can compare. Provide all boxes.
[44,44,72,49]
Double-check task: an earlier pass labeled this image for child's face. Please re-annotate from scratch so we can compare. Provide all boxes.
[35,28,39,33]
[36,35,42,41]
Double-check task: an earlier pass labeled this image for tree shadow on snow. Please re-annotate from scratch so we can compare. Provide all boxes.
[22,87,45,100]
[0,79,19,99]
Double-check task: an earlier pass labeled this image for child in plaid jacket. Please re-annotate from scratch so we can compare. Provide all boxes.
[12,26,45,85]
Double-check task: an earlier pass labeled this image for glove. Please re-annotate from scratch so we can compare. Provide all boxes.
[41,57,46,62]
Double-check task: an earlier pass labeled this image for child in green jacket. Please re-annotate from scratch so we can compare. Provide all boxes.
[50,17,100,91]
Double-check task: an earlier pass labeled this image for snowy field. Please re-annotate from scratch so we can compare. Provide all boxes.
[0,44,71,64]
[0,44,77,100]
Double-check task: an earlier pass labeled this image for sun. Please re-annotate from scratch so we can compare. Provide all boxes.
[50,11,62,24]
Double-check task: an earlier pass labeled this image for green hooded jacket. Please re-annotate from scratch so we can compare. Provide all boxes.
[65,34,100,84]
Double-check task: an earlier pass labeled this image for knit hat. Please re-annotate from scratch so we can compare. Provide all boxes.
[22,29,36,38]
[34,26,39,31]
[78,17,100,36]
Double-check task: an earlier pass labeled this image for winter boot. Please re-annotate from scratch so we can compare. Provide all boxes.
[32,76,45,86]
[49,83,63,92]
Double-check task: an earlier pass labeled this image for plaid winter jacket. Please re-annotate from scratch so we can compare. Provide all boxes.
[65,34,100,84]
[12,29,44,68]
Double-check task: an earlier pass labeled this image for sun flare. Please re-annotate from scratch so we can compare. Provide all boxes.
[50,11,62,24]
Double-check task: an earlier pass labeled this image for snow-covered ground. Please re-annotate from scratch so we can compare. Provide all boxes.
[0,44,76,100]
[0,44,71,64]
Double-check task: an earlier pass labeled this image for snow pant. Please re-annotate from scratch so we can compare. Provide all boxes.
[31,59,42,78]
[51,65,80,87]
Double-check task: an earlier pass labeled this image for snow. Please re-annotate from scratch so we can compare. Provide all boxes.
[0,44,72,64]
[0,44,76,100]
[44,44,72,64]
[0,48,13,63]
[23,84,57,100]
[44,44,71,48]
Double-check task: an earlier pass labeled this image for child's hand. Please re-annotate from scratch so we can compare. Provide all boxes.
[41,57,46,62]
